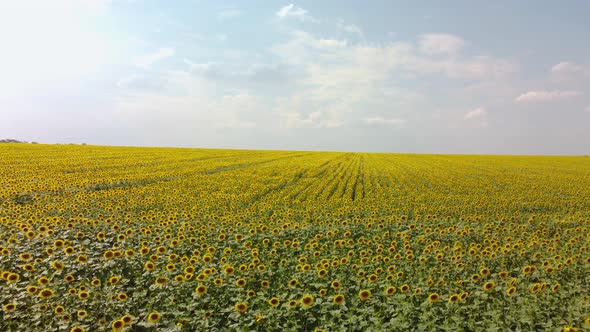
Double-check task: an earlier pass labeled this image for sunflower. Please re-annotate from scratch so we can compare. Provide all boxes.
[448,294,460,303]
[333,294,345,305]
[300,294,314,308]
[155,276,168,286]
[38,276,50,286]
[288,278,298,287]
[78,291,90,300]
[26,285,38,295]
[70,326,85,332]
[358,289,371,301]
[73,254,88,264]
[428,293,440,303]
[195,284,207,295]
[235,278,246,287]
[319,289,327,296]
[117,293,128,301]
[480,268,490,277]
[483,281,495,292]
[121,314,133,326]
[234,302,248,314]
[147,311,161,323]
[39,288,55,299]
[64,246,75,255]
[551,283,561,292]
[91,279,101,287]
[3,303,16,312]
[260,280,270,288]
[109,276,121,285]
[144,261,155,271]
[77,310,88,320]
[330,280,341,290]
[112,319,125,332]
[400,284,410,293]
[54,305,66,315]
[268,297,280,307]
[460,292,469,301]
[505,286,517,297]
[385,286,396,296]
[103,250,115,260]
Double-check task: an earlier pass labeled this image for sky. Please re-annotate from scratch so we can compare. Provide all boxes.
[1,0,589,154]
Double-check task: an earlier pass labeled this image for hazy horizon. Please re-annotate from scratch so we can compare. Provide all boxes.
[1,1,589,155]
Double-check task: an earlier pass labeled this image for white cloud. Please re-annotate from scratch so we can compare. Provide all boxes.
[270,30,516,132]
[515,90,582,103]
[464,107,486,120]
[364,117,405,125]
[419,33,465,55]
[284,111,343,128]
[217,6,241,20]
[115,72,265,137]
[336,19,363,37]
[134,47,175,68]
[408,55,518,79]
[276,4,314,21]
[551,61,584,75]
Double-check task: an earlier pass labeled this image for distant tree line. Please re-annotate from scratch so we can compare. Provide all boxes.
[0,139,38,144]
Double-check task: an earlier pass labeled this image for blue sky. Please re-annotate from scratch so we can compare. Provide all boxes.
[1,0,589,154]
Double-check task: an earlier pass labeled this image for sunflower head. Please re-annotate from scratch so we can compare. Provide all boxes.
[358,289,371,301]
[428,293,440,303]
[505,286,516,297]
[39,288,55,299]
[483,281,495,292]
[333,294,345,305]
[147,312,161,323]
[300,294,314,308]
[112,319,125,332]
[3,303,16,312]
[195,284,207,295]
[234,302,248,314]
[268,297,280,307]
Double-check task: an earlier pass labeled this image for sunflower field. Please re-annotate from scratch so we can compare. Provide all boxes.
[1,144,590,331]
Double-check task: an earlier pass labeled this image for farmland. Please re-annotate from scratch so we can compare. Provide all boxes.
[1,144,590,331]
